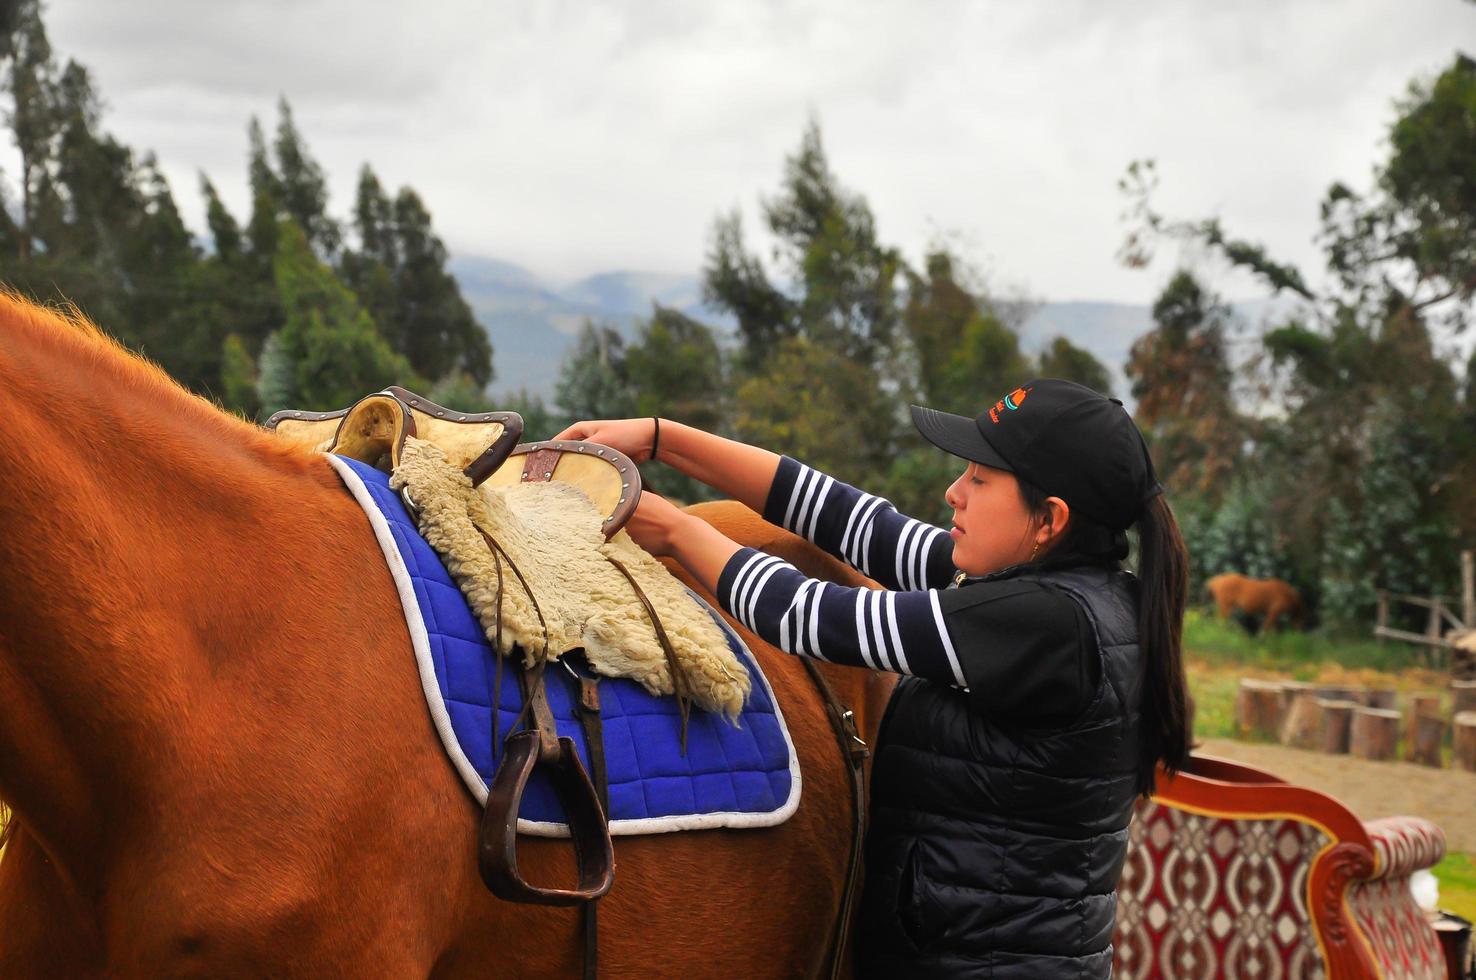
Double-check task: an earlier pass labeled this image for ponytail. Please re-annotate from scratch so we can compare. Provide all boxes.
[1016,479,1193,795]
[1133,494,1191,795]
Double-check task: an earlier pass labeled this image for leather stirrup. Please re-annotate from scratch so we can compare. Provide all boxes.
[478,729,614,906]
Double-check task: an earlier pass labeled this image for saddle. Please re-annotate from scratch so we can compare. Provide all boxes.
[266,387,637,535]
[267,385,523,488]
[267,388,635,916]
[269,387,866,980]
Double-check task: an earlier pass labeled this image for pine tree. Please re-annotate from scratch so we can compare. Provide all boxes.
[1126,271,1242,500]
[261,221,419,415]
[554,321,636,423]
[339,166,493,386]
[273,98,339,256]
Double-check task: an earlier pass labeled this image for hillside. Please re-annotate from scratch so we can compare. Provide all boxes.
[451,256,1288,406]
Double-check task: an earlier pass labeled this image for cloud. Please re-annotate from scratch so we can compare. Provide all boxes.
[41,0,1476,302]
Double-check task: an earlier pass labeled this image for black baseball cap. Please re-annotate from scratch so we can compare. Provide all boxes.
[910,379,1163,531]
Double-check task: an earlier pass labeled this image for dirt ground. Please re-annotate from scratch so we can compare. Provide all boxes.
[1199,737,1476,853]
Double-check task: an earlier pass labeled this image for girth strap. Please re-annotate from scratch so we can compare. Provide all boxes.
[576,675,610,980]
[800,657,869,980]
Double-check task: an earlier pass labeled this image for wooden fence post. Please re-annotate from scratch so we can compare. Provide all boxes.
[1463,550,1474,630]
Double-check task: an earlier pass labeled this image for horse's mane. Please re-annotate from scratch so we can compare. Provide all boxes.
[0,289,317,468]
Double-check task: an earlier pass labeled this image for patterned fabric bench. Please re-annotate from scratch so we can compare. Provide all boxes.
[1116,754,1448,979]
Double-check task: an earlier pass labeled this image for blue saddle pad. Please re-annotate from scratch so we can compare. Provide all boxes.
[328,455,800,837]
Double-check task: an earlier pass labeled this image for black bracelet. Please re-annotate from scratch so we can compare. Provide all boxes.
[650,417,661,463]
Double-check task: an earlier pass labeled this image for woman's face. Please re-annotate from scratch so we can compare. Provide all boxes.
[945,462,1041,576]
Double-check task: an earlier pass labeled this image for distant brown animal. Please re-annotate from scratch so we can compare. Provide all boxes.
[1206,573,1305,632]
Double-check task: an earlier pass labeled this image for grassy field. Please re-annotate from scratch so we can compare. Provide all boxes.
[1184,611,1474,923]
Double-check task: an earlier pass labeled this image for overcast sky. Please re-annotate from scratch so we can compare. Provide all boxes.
[42,0,1476,303]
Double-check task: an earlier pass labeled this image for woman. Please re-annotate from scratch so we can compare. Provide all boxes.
[556,378,1191,978]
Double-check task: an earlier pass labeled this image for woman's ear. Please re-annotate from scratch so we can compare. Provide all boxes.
[1040,497,1072,544]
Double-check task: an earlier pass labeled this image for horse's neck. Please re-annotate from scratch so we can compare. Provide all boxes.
[0,329,347,880]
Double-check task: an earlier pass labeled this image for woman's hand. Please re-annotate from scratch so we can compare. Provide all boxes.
[554,418,660,463]
[625,489,743,594]
[622,490,691,557]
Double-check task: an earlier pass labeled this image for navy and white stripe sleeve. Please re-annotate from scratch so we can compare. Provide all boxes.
[716,547,968,687]
[764,456,955,592]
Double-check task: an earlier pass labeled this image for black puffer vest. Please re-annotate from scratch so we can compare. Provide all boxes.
[854,563,1144,979]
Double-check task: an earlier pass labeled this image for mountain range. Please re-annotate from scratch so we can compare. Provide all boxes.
[450,256,1285,406]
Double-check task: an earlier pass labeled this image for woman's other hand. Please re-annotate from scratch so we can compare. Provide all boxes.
[554,418,660,462]
[623,490,689,556]
[625,490,742,593]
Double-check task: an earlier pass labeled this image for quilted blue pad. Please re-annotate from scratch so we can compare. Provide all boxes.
[329,456,800,837]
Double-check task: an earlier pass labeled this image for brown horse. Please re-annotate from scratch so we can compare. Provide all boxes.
[0,294,895,977]
[1206,572,1305,632]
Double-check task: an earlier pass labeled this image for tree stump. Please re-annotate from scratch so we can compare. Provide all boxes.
[1410,714,1447,768]
[1366,688,1397,710]
[1280,694,1323,749]
[1405,693,1441,759]
[1456,712,1476,773]
[1316,685,1369,706]
[1277,680,1315,713]
[1350,707,1402,761]
[1319,699,1359,754]
[1236,679,1285,740]
[1453,680,1476,717]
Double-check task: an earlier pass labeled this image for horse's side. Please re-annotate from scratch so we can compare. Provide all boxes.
[0,295,893,977]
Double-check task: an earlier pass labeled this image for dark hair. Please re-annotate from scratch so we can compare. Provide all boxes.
[1017,480,1191,796]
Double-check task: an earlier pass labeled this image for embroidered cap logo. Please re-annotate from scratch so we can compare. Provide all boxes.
[987,386,1032,424]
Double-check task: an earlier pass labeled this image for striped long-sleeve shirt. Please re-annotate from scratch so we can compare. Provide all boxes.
[715,457,1100,719]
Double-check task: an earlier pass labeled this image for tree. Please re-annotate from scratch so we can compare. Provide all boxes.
[623,305,725,431]
[703,120,903,368]
[1037,336,1113,396]
[554,321,636,423]
[1118,55,1476,625]
[703,121,909,480]
[339,167,494,386]
[1126,271,1243,500]
[2,0,57,261]
[259,221,419,416]
[622,305,728,502]
[272,98,339,256]
[732,336,897,487]
[901,250,1031,413]
[201,174,241,262]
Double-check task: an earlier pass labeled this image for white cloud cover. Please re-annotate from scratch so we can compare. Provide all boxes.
[44,0,1476,302]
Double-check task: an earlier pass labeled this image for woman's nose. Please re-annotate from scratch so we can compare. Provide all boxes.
[945,477,963,509]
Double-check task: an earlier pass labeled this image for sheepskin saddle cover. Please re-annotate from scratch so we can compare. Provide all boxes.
[389,437,750,718]
[326,452,801,837]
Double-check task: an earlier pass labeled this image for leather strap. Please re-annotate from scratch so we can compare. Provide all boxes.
[576,675,610,980]
[469,528,613,908]
[602,553,691,753]
[800,657,869,980]
[521,448,563,483]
